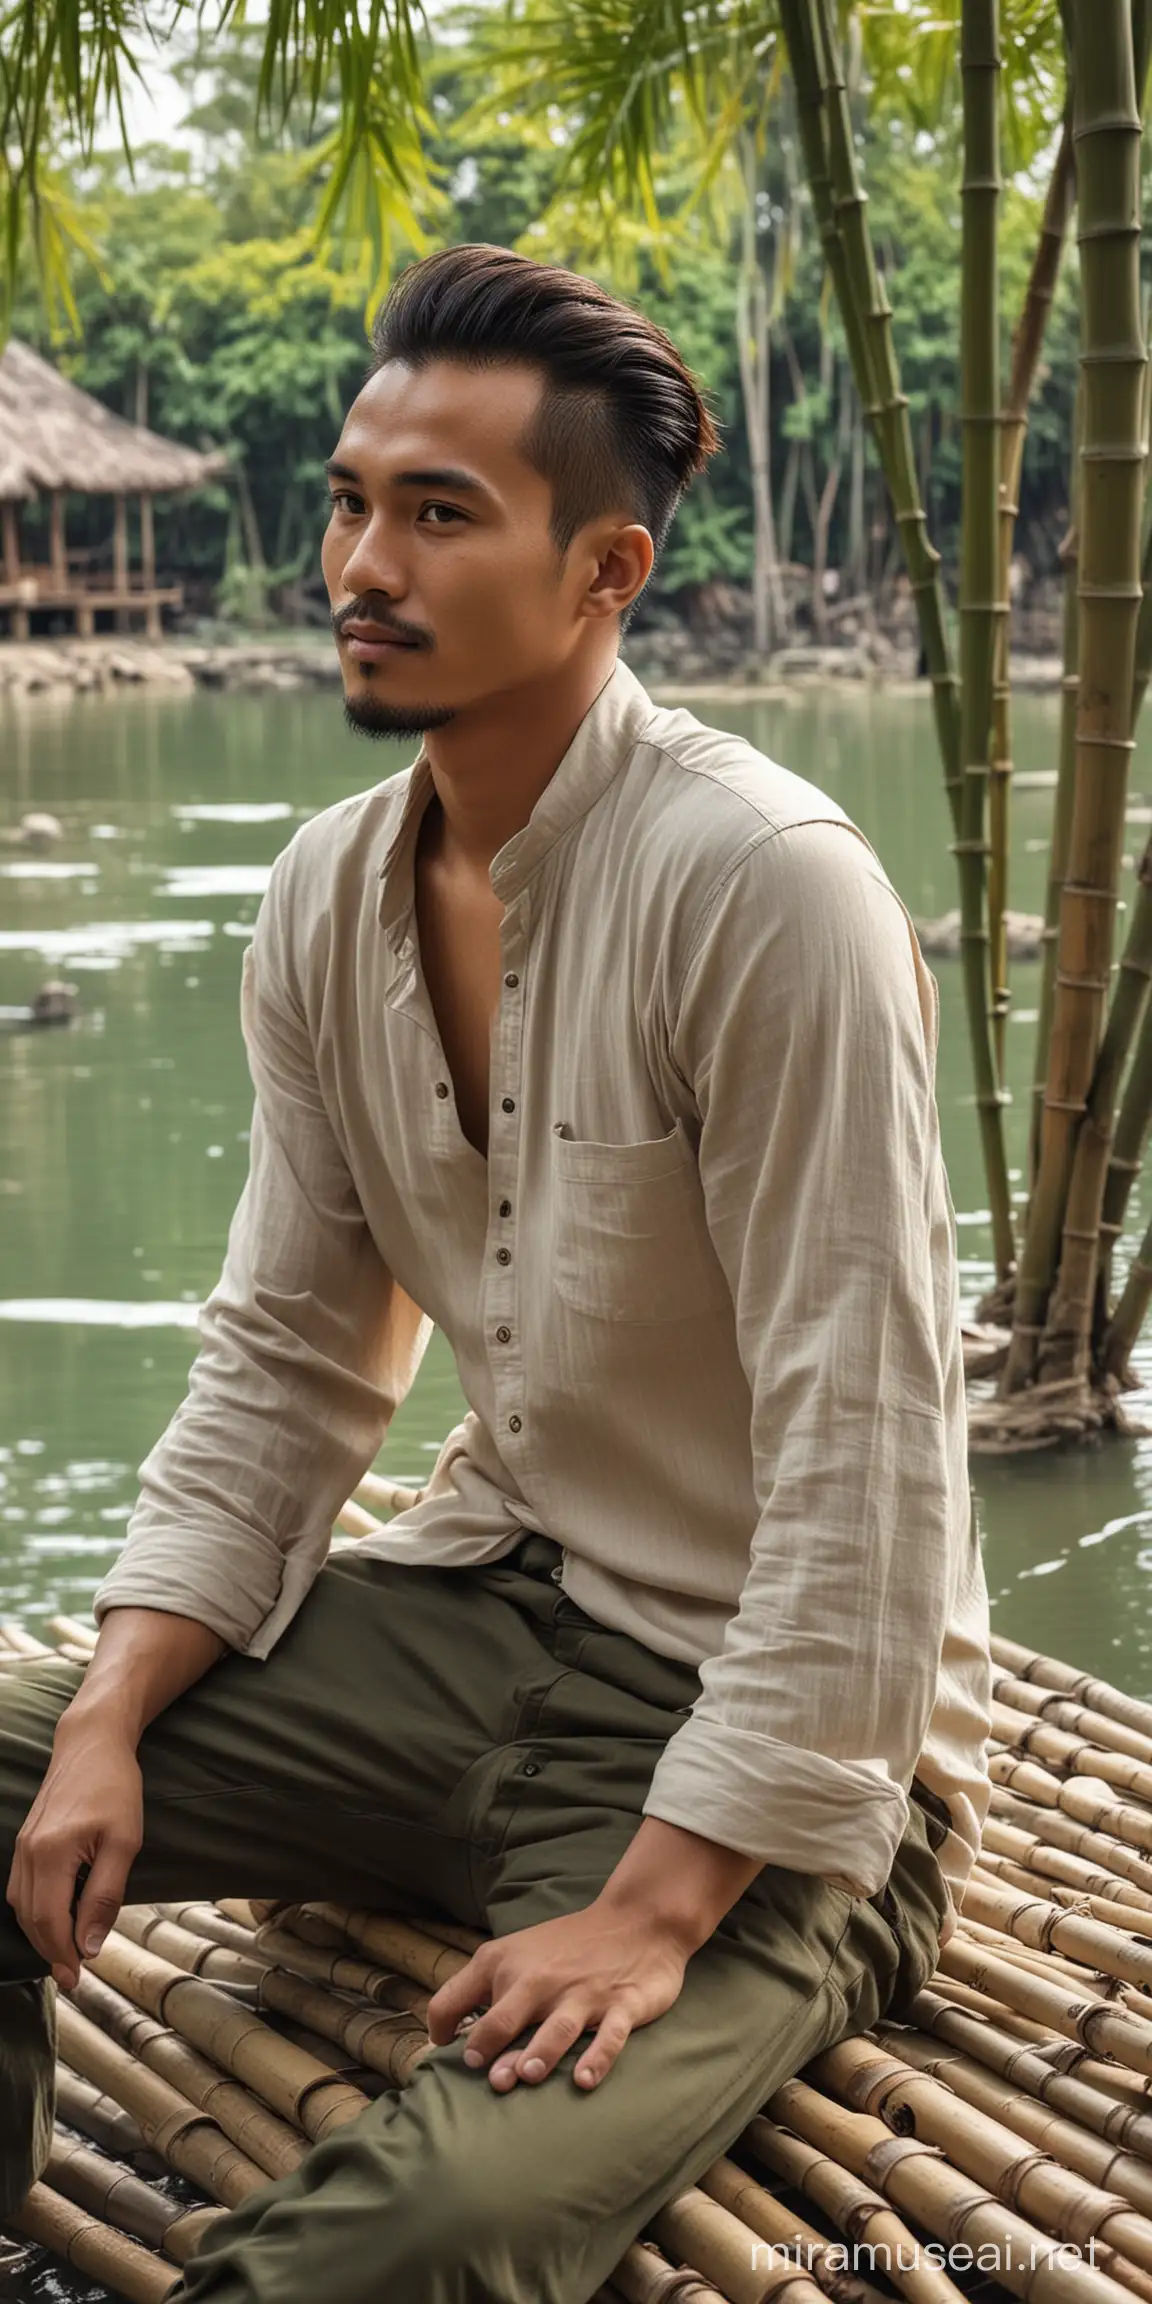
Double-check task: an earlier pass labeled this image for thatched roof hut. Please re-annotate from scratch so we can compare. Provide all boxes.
[0,338,227,640]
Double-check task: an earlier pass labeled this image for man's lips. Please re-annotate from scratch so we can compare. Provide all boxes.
[339,622,424,663]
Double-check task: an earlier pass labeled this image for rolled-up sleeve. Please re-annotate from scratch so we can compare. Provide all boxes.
[93,841,431,1656]
[642,816,961,1898]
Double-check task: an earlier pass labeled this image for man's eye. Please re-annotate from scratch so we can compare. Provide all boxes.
[329,491,365,515]
[420,502,466,527]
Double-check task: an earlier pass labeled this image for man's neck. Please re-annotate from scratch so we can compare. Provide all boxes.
[420,644,619,872]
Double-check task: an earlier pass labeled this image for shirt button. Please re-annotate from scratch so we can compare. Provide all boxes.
[496,1325,511,1344]
[501,1096,516,1114]
[499,1199,512,1219]
[496,1247,511,1266]
[504,972,519,989]
[509,1413,522,1433]
[434,1081,449,1100]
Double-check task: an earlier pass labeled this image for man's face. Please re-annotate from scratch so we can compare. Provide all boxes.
[322,358,607,738]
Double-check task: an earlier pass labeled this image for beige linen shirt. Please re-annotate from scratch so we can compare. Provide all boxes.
[95,657,991,1923]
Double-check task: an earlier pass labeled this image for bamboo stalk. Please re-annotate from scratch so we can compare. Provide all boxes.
[54,2063,153,2163]
[938,1932,1152,2075]
[904,1987,1152,2163]
[990,121,1077,1078]
[70,1967,308,2180]
[355,1469,426,1515]
[962,1871,1152,1988]
[1005,0,1147,1396]
[993,1672,1152,1765]
[612,2241,730,2302]
[282,1903,470,1993]
[983,1811,1152,1908]
[116,1904,269,1991]
[649,2187,828,2304]
[252,1918,429,2014]
[7,2181,180,2303]
[989,1753,1152,1857]
[764,2074,1135,2304]
[743,2115,967,2304]
[816,2033,1152,2274]
[87,1932,369,2142]
[699,2157,892,2304]
[257,1966,431,2088]
[156,1902,273,1957]
[56,1998,271,2208]
[990,1786,1152,1899]
[991,1699,1152,1805]
[48,2130,227,2262]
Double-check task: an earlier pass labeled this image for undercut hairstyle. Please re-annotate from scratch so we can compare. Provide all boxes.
[370,244,720,562]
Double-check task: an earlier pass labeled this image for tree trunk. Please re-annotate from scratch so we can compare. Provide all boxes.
[1002,0,1146,1399]
[1029,506,1081,1191]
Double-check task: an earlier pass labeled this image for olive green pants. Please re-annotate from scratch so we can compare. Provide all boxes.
[0,1531,951,2303]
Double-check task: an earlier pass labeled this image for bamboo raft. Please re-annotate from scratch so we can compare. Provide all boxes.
[7,1513,1152,2302]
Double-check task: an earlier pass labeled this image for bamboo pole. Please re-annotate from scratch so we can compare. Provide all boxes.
[87,1932,369,2141]
[763,2074,1136,2304]
[48,2131,227,2262]
[70,1967,308,2180]
[1033,508,1084,1190]
[257,1967,431,2087]
[1005,0,1147,1397]
[7,2182,180,2303]
[281,1903,470,1993]
[903,1987,1152,2163]
[992,1671,1152,1764]
[815,2033,1152,2275]
[612,2242,730,2302]
[54,2063,152,2163]
[699,2158,892,2304]
[253,1918,429,2015]
[56,1998,271,2208]
[990,122,1077,1079]
[954,0,1014,1284]
[990,1785,1152,1898]
[649,2188,828,2304]
[116,1903,269,1990]
[743,2115,968,2304]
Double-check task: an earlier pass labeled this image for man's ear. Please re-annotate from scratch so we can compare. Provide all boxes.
[580,521,655,623]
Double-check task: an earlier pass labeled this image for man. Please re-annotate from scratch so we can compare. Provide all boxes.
[1,244,991,2304]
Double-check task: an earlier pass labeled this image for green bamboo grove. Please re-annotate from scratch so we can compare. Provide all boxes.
[773,0,1152,1450]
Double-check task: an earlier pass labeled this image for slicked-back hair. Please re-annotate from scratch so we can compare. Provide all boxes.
[369,245,720,562]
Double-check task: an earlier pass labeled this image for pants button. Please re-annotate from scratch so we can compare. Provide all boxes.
[522,1761,540,1777]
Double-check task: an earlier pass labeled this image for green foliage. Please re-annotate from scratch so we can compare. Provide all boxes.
[6,10,1083,619]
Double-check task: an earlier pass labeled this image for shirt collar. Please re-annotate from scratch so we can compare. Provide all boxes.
[375,657,657,949]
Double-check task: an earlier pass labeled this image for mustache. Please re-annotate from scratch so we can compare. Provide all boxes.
[331,595,434,650]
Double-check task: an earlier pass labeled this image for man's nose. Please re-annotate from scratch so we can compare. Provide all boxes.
[340,516,408,601]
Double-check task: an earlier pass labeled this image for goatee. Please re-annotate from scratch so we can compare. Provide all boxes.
[343,691,457,741]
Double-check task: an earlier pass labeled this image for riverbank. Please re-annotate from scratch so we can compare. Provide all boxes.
[0,634,1067,704]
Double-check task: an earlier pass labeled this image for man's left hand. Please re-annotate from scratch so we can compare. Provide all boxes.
[424,1901,690,2092]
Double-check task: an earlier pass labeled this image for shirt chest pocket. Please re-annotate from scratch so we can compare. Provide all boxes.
[551,1119,732,1325]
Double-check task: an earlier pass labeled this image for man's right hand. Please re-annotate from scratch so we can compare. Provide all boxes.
[7,1720,143,1988]
[4,1604,227,1989]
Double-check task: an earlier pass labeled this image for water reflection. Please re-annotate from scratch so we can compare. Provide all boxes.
[1,680,1150,1698]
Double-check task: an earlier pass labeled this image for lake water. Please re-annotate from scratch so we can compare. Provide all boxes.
[3,677,1152,1702]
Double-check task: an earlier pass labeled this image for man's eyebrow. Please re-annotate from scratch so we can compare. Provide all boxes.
[324,456,493,498]
[391,466,492,497]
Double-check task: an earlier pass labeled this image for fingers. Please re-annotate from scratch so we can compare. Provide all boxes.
[569,2002,635,2089]
[8,1834,89,1987]
[492,2000,589,2089]
[425,1945,494,2046]
[73,1835,135,1961]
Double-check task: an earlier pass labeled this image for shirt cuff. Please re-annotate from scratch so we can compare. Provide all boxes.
[642,1714,910,1899]
[92,1521,295,1658]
